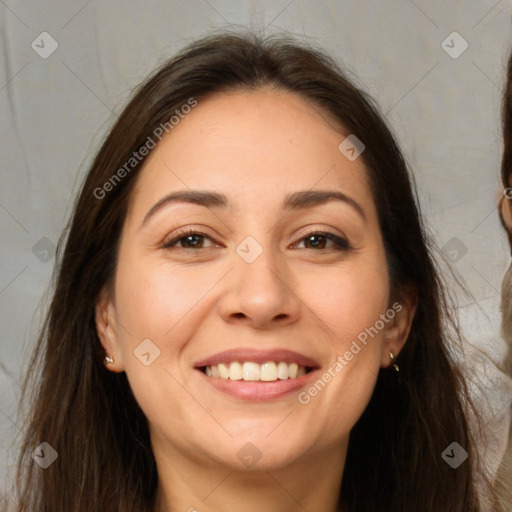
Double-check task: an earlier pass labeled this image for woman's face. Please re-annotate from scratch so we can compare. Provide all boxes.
[500,188,512,233]
[97,88,410,472]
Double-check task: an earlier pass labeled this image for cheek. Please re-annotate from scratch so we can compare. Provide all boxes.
[111,260,213,436]
[320,360,380,440]
[297,335,382,447]
[300,255,390,345]
[293,253,389,422]
[114,259,215,346]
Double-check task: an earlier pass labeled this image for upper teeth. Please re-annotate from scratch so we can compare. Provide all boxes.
[204,362,308,381]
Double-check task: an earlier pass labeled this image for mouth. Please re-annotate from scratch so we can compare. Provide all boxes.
[194,348,320,401]
[198,361,314,382]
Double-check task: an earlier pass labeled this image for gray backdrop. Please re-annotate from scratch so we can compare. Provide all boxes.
[2,0,512,497]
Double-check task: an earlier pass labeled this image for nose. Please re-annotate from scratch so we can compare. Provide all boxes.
[217,245,302,330]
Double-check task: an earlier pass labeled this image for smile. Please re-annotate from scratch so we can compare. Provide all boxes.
[201,361,312,381]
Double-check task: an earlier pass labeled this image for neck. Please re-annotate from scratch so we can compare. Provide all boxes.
[152,436,347,512]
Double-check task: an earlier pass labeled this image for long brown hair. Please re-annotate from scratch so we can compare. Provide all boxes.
[502,49,512,199]
[499,48,512,249]
[494,46,512,511]
[13,31,489,511]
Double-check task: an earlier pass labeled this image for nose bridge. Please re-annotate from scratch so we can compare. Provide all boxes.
[218,232,301,327]
[236,233,288,302]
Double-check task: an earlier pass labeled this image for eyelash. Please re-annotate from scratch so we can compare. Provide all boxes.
[162,228,351,252]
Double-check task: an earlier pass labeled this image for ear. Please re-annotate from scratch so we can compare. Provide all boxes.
[95,287,124,373]
[381,287,418,368]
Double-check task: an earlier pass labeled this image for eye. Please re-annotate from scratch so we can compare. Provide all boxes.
[162,228,351,252]
[294,230,350,251]
[162,229,219,249]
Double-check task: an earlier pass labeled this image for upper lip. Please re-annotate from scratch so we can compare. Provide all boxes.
[194,348,320,369]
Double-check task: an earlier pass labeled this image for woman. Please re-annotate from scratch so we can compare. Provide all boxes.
[13,31,492,511]
[495,47,512,511]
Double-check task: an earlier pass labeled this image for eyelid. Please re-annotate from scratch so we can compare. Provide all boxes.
[162,225,351,252]
[162,227,220,248]
[291,226,351,250]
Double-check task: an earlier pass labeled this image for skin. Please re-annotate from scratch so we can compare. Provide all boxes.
[499,192,512,346]
[96,88,416,512]
[500,192,512,234]
[497,186,512,509]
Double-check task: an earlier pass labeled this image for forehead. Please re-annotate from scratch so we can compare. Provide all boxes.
[128,88,373,218]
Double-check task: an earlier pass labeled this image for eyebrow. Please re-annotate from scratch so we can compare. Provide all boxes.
[140,189,366,229]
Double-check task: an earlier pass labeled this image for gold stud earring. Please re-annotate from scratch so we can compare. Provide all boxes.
[389,352,400,373]
[104,355,115,365]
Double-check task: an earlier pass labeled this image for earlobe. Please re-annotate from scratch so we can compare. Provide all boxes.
[382,289,418,367]
[95,289,122,372]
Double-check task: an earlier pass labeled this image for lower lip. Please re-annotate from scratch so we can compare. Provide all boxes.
[197,369,318,401]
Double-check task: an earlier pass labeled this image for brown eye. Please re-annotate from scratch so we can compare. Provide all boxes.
[163,230,217,249]
[294,231,350,251]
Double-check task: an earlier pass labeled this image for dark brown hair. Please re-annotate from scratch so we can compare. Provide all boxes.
[13,31,489,511]
[499,49,512,248]
[502,50,512,191]
[494,46,512,511]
